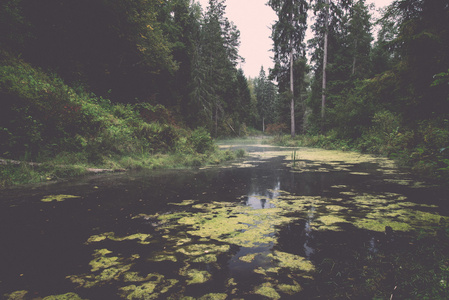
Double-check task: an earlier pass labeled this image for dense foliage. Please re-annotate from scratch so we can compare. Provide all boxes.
[265,0,449,180]
[1,0,449,183]
[0,0,258,186]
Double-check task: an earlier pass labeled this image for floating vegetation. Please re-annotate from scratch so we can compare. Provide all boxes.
[268,251,315,272]
[119,277,178,299]
[198,293,227,300]
[277,281,303,295]
[168,199,197,206]
[239,253,259,263]
[4,290,28,300]
[67,249,138,288]
[349,172,370,176]
[253,283,281,299]
[149,253,178,262]
[41,194,80,202]
[42,293,85,300]
[177,243,230,257]
[314,215,348,231]
[86,232,152,245]
[61,144,449,299]
[181,268,212,285]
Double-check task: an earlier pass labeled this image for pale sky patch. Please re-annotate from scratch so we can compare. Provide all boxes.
[196,0,394,78]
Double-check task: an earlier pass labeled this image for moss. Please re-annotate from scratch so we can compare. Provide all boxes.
[254,283,281,299]
[41,194,80,202]
[42,293,85,300]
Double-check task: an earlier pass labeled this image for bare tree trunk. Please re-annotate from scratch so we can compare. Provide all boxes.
[262,117,265,133]
[352,39,357,75]
[290,41,295,138]
[215,104,218,138]
[321,0,330,125]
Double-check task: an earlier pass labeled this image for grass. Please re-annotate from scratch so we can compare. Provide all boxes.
[0,147,243,188]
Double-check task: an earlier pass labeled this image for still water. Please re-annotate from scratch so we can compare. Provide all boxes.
[1,140,449,299]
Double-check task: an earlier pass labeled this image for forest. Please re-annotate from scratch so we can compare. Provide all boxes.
[1,0,449,185]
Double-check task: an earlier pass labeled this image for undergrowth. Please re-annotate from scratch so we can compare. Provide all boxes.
[0,51,242,188]
[269,112,449,183]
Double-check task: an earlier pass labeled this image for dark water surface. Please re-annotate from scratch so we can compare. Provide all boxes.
[1,141,449,299]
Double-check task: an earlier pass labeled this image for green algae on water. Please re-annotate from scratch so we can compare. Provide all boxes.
[67,249,139,288]
[42,293,85,300]
[277,281,302,295]
[149,253,178,262]
[123,272,159,282]
[239,253,259,263]
[198,293,227,300]
[355,218,412,232]
[254,283,281,299]
[169,199,197,206]
[41,194,80,202]
[86,232,152,245]
[177,243,230,256]
[5,290,28,300]
[180,268,212,285]
[268,251,315,272]
[119,277,178,300]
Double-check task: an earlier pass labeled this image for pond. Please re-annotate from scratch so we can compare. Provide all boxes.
[1,139,449,299]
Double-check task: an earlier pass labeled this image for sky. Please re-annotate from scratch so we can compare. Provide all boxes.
[197,0,394,78]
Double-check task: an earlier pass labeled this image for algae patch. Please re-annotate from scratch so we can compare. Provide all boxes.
[4,290,28,300]
[41,194,80,202]
[239,253,259,263]
[254,283,281,299]
[181,269,212,285]
[42,293,85,300]
[119,277,178,299]
[67,248,138,288]
[268,250,315,272]
[86,232,152,245]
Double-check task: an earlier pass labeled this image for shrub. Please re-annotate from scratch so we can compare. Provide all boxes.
[189,127,214,154]
[359,110,413,155]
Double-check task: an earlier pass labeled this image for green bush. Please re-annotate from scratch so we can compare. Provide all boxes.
[189,127,214,154]
[359,110,413,155]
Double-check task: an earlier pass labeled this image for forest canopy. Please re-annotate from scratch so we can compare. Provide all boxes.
[1,0,449,180]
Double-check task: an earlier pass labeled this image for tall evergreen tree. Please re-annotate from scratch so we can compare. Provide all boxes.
[189,0,242,136]
[268,0,309,137]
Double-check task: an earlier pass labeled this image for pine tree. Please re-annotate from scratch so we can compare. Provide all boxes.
[268,0,309,137]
